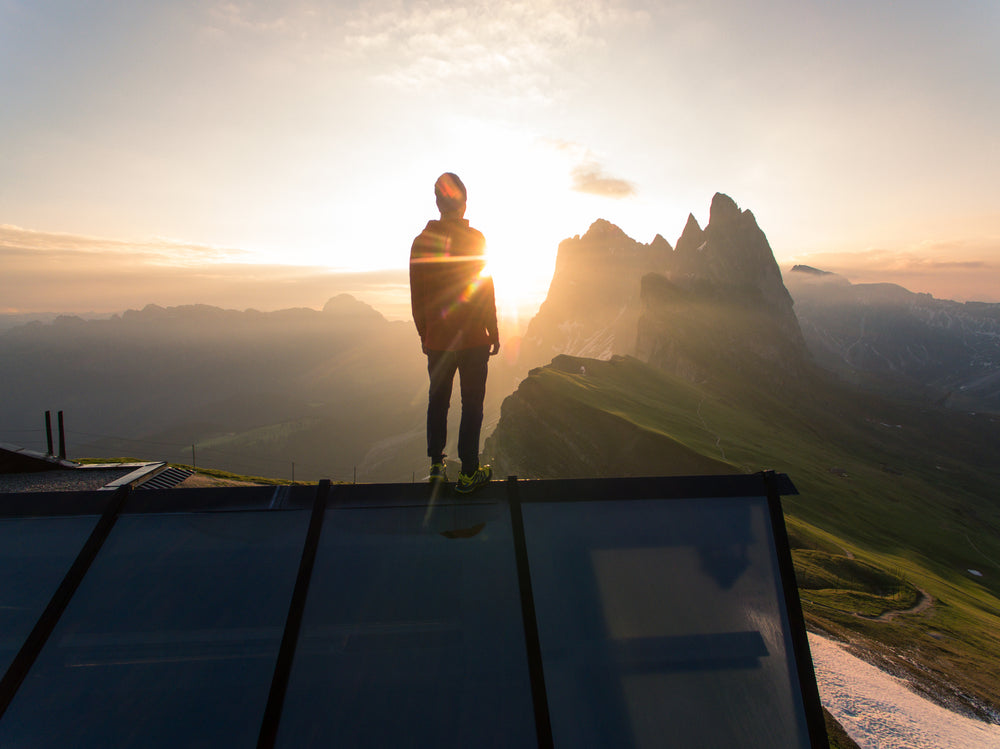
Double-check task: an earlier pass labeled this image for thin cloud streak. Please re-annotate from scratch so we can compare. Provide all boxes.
[0,228,410,318]
[0,225,249,266]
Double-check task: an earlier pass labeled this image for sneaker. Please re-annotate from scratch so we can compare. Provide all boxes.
[428,462,448,484]
[455,465,493,494]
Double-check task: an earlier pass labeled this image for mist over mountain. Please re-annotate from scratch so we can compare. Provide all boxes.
[0,295,430,481]
[786,265,1000,412]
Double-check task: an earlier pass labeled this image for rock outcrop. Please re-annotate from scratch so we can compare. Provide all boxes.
[518,220,672,368]
[636,193,810,385]
[519,193,810,385]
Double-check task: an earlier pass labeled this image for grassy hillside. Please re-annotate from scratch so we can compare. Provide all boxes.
[484,354,1000,719]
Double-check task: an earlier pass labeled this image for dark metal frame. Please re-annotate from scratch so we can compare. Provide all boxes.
[0,485,131,719]
[0,472,826,748]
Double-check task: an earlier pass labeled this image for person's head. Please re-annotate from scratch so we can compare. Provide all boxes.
[434,172,467,218]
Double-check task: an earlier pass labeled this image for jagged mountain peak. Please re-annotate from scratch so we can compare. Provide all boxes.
[675,214,705,255]
[708,192,742,224]
[649,234,673,253]
[667,194,793,315]
[582,218,629,241]
[641,194,811,383]
[707,193,763,235]
[521,193,807,378]
[520,220,674,368]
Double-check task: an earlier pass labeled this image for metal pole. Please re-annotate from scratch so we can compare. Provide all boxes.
[57,411,66,459]
[191,444,196,468]
[44,411,53,455]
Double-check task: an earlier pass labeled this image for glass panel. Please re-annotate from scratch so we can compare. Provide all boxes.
[275,501,536,748]
[0,510,309,748]
[0,516,99,675]
[522,497,810,748]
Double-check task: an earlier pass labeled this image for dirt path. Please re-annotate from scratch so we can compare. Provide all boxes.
[858,587,934,622]
[696,397,726,460]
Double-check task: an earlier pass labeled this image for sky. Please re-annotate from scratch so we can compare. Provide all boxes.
[2,0,998,324]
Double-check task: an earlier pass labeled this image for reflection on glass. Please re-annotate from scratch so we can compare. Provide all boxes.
[523,497,810,748]
[0,511,309,748]
[275,502,535,748]
[0,516,98,675]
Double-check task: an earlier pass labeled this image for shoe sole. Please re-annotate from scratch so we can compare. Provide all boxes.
[454,478,491,495]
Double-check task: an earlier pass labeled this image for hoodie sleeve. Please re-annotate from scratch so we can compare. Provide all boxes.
[409,233,428,341]
[481,274,499,345]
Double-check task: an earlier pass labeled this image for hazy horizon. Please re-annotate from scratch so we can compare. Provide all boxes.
[3,212,999,331]
[2,1,998,319]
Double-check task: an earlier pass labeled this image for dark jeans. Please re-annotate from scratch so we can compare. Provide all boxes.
[426,346,490,476]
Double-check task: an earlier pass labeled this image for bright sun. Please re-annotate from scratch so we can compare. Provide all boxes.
[452,126,583,330]
[480,222,558,329]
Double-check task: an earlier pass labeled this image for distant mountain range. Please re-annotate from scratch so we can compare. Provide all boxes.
[0,295,431,481]
[786,265,1000,412]
[0,292,531,483]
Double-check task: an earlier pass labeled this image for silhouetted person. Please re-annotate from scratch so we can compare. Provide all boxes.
[410,173,499,493]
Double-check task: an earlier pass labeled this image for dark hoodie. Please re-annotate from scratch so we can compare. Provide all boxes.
[409,217,498,351]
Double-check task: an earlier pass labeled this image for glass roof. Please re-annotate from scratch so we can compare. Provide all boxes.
[0,473,826,748]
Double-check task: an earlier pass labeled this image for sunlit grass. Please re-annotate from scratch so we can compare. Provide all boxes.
[494,353,1000,717]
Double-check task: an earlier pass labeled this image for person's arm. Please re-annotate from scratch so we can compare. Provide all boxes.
[409,240,428,351]
[482,274,500,356]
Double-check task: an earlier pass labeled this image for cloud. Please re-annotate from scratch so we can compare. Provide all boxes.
[205,1,316,34]
[343,0,649,96]
[543,138,637,199]
[570,163,636,199]
[0,226,411,318]
[0,225,249,266]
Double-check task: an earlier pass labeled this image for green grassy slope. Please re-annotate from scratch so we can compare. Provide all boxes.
[484,354,1000,719]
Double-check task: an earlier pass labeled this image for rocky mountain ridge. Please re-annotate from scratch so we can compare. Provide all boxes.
[521,192,812,385]
[786,266,1000,412]
[636,194,810,385]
